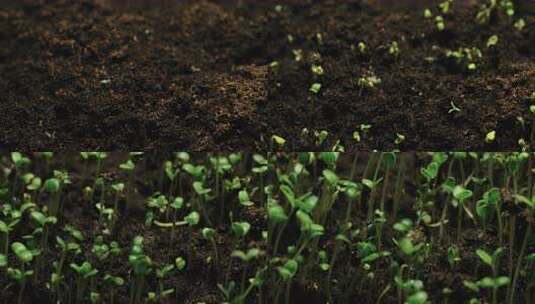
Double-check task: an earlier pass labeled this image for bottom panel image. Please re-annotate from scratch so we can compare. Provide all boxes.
[0,152,533,304]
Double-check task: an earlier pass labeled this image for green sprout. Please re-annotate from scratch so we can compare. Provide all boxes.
[309,83,322,94]
[486,130,496,143]
[487,35,499,48]
[358,42,367,54]
[104,274,124,304]
[435,15,445,31]
[70,261,99,304]
[445,47,482,71]
[439,0,453,14]
[357,75,382,90]
[311,64,324,76]
[389,41,400,57]
[448,100,461,114]
[9,242,36,304]
[128,236,152,304]
[395,133,406,145]
[202,227,219,267]
[514,18,525,31]
[464,248,508,304]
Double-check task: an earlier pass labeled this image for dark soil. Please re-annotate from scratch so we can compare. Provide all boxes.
[1,0,534,150]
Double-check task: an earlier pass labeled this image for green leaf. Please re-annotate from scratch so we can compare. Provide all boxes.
[322,169,339,186]
[175,257,186,271]
[238,190,254,207]
[0,220,8,233]
[0,254,7,267]
[170,197,184,210]
[268,204,288,224]
[231,222,251,237]
[463,280,480,292]
[184,212,200,226]
[30,211,47,227]
[319,152,339,165]
[486,35,499,48]
[119,160,135,171]
[202,228,215,240]
[494,276,510,287]
[383,152,397,169]
[476,249,493,268]
[362,179,375,189]
[407,291,428,304]
[478,277,495,288]
[280,185,296,208]
[277,259,298,281]
[393,219,413,233]
[453,186,473,204]
[104,274,125,286]
[44,178,60,193]
[11,242,33,263]
[296,195,318,214]
[421,162,439,182]
[514,194,534,209]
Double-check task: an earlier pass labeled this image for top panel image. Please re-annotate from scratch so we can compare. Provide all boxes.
[1,0,534,151]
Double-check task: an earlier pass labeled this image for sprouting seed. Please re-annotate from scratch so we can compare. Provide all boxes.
[292,49,303,62]
[389,41,400,57]
[514,19,525,31]
[435,16,445,31]
[310,83,322,94]
[485,131,496,143]
[448,101,461,114]
[395,133,406,145]
[311,65,325,76]
[272,135,287,147]
[486,35,499,48]
[358,42,367,54]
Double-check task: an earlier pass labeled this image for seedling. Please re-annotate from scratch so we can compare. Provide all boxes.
[311,65,324,76]
[448,100,461,114]
[104,274,124,304]
[435,15,445,31]
[202,227,219,267]
[357,75,382,90]
[276,259,298,304]
[154,263,175,301]
[9,242,36,304]
[129,236,152,304]
[70,261,98,304]
[464,247,508,304]
[395,133,405,145]
[514,18,525,31]
[358,42,367,54]
[452,184,473,243]
[487,35,499,48]
[486,130,496,143]
[389,41,400,57]
[447,245,461,268]
[439,0,453,14]
[272,135,287,147]
[309,83,322,94]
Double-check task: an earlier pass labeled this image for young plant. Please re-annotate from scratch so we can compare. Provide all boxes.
[103,274,124,304]
[70,261,99,304]
[464,247,508,304]
[452,184,473,243]
[202,227,219,268]
[128,236,153,304]
[8,242,36,304]
[153,263,175,301]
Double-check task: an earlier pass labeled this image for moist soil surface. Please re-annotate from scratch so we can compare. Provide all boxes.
[1,0,535,150]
